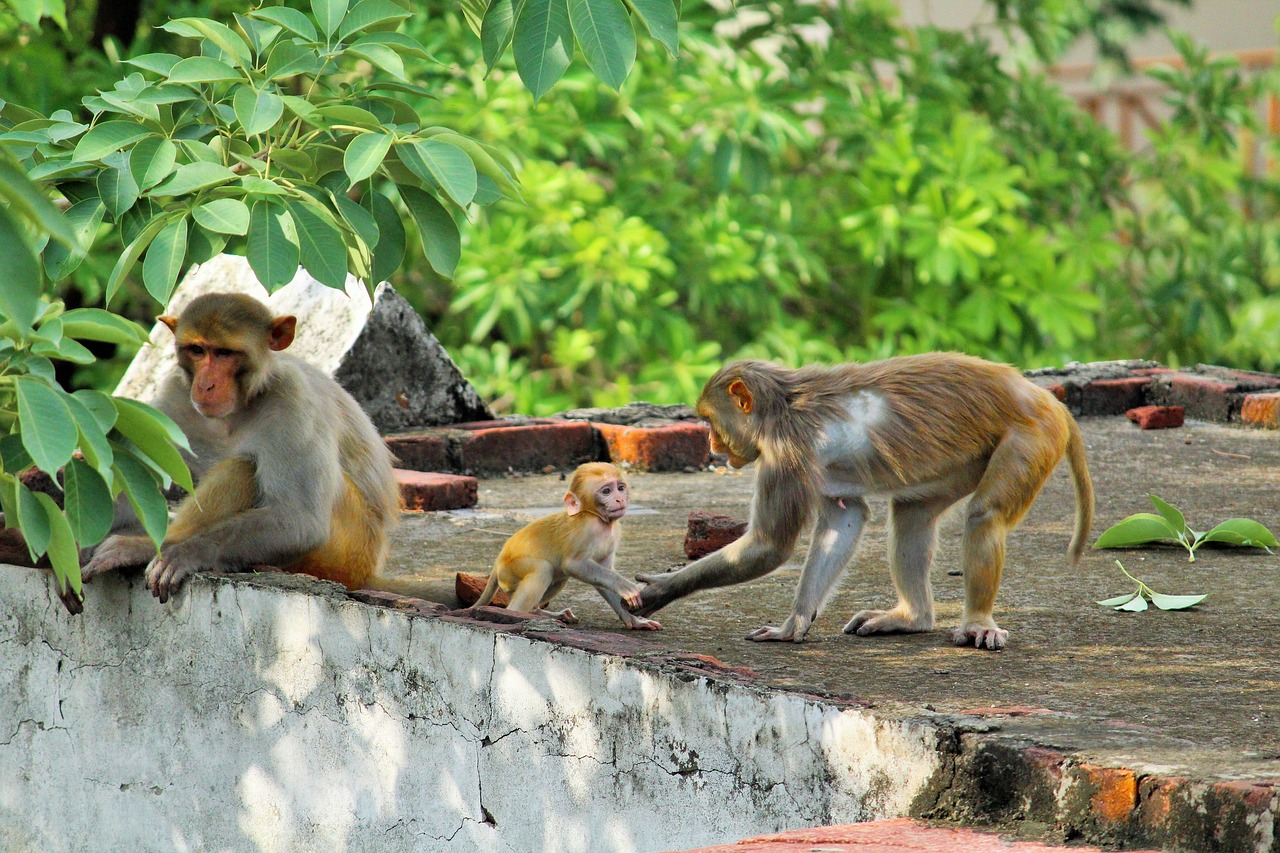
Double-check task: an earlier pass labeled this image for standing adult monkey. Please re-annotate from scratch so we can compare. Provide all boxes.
[80,293,399,604]
[633,355,1094,650]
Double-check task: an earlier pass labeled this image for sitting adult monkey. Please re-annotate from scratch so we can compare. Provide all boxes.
[633,355,1094,650]
[79,292,399,606]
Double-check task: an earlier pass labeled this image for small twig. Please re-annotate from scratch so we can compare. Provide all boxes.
[1211,449,1251,460]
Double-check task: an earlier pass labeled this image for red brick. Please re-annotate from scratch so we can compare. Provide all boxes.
[384,433,452,472]
[594,421,710,471]
[348,589,413,607]
[1078,764,1138,823]
[1137,776,1185,831]
[1241,393,1280,428]
[958,705,1055,717]
[684,510,747,559]
[1047,383,1066,402]
[1149,374,1236,421]
[396,470,477,511]
[679,818,1155,852]
[1125,405,1184,430]
[457,420,596,474]
[1078,377,1151,415]
[455,571,508,607]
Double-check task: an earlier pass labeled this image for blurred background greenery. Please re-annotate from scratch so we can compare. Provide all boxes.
[5,0,1280,415]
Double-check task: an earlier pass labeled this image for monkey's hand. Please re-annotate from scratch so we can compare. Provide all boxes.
[744,613,811,643]
[146,539,217,604]
[82,534,156,582]
[611,578,644,610]
[632,570,688,616]
[951,621,1008,651]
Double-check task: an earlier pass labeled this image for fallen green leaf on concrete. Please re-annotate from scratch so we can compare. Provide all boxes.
[1097,560,1206,612]
[1093,494,1278,562]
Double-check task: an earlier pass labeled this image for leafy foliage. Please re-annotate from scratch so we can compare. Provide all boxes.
[1094,494,1280,562]
[1097,561,1206,612]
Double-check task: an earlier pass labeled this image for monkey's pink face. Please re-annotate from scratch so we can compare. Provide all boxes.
[594,478,628,521]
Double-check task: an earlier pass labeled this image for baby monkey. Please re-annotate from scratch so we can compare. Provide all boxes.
[473,462,661,630]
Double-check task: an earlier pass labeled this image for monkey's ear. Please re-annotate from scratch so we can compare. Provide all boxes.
[727,379,754,414]
[269,315,297,351]
[157,315,179,335]
[564,491,582,516]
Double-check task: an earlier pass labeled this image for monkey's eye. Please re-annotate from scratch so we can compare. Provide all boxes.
[185,345,205,357]
[617,483,627,492]
[600,487,612,495]
[214,348,236,358]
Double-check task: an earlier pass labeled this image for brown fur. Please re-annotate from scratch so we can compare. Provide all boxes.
[641,353,1094,650]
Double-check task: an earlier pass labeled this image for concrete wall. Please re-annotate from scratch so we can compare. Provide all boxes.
[0,565,941,853]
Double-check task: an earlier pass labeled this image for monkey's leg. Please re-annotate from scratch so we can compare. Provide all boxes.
[534,578,578,623]
[564,558,643,609]
[147,457,257,603]
[845,494,956,638]
[506,562,554,616]
[953,432,1057,651]
[83,535,158,581]
[747,496,869,643]
[597,587,662,631]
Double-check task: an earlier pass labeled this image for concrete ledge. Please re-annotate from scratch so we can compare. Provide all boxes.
[395,469,478,511]
[594,421,710,472]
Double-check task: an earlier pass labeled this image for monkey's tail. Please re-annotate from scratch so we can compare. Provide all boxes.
[1065,416,1095,564]
[471,571,500,609]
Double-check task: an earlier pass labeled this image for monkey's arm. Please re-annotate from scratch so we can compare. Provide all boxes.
[633,533,793,616]
[563,557,643,609]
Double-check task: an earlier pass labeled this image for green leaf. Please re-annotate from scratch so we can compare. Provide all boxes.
[32,335,94,364]
[16,483,51,560]
[62,458,113,548]
[0,156,80,247]
[514,0,573,101]
[149,162,237,197]
[106,214,171,304]
[1202,519,1280,549]
[142,217,189,303]
[265,40,326,79]
[63,392,114,486]
[187,224,229,265]
[312,0,349,37]
[482,0,520,70]
[1096,591,1139,608]
[250,7,319,40]
[72,390,117,433]
[112,451,167,547]
[36,491,82,599]
[233,86,285,137]
[431,133,521,201]
[125,53,182,76]
[400,139,477,206]
[344,131,392,183]
[129,136,178,190]
[15,376,78,475]
[98,165,140,219]
[1147,495,1189,538]
[111,398,194,494]
[1117,593,1149,612]
[339,0,411,38]
[0,207,41,332]
[398,185,459,277]
[346,43,405,80]
[60,308,150,346]
[285,199,348,289]
[1093,513,1178,549]
[164,17,253,68]
[0,434,33,475]
[166,56,243,84]
[72,121,152,162]
[1149,591,1207,611]
[193,198,250,235]
[366,190,404,284]
[248,200,300,292]
[626,0,677,55]
[568,0,636,91]
[43,199,105,282]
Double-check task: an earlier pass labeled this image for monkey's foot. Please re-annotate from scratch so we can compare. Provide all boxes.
[536,607,579,624]
[745,613,812,643]
[843,608,932,637]
[58,583,84,616]
[952,622,1007,651]
[622,614,662,631]
[82,535,155,581]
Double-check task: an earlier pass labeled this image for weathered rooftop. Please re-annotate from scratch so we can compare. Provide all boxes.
[381,414,1280,850]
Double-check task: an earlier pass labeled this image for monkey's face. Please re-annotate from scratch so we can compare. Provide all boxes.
[593,476,629,521]
[177,338,246,419]
[698,391,760,469]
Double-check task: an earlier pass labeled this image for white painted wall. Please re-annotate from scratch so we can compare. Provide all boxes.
[0,565,941,853]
